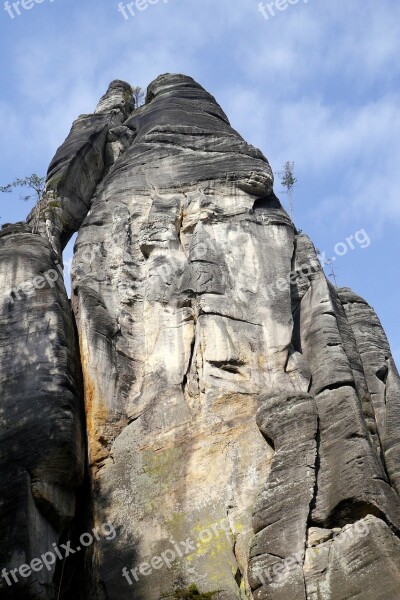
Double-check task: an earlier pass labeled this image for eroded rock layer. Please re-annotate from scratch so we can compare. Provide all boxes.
[1,74,400,600]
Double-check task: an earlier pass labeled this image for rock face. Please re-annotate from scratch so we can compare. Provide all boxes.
[0,224,84,599]
[1,74,400,600]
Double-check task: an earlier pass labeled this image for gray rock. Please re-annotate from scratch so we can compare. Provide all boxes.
[338,287,400,497]
[2,75,400,600]
[0,225,84,598]
[248,392,317,600]
[304,515,400,600]
[26,79,134,256]
[71,73,289,600]
[95,79,135,115]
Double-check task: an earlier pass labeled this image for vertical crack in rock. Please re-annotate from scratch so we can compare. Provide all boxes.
[308,415,321,519]
[248,392,317,600]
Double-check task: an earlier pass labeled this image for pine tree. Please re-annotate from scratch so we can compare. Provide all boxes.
[278,161,297,221]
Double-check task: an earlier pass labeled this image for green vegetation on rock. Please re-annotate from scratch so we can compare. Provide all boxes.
[173,584,219,600]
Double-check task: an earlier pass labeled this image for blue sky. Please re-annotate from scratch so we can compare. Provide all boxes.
[0,0,399,363]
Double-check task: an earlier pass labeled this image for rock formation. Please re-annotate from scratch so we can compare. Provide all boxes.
[1,74,400,600]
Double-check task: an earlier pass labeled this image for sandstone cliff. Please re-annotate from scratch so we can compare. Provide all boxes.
[1,74,400,600]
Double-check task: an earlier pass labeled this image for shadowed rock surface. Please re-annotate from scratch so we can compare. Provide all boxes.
[0,224,85,599]
[1,74,400,599]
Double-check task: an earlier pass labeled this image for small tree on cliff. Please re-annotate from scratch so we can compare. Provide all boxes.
[131,86,145,108]
[326,258,338,287]
[278,161,297,221]
[0,174,45,203]
[0,174,46,231]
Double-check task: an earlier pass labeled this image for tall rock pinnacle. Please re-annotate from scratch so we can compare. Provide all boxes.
[1,74,400,600]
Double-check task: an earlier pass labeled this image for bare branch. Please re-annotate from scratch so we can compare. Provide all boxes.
[131,86,145,108]
[0,174,45,203]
